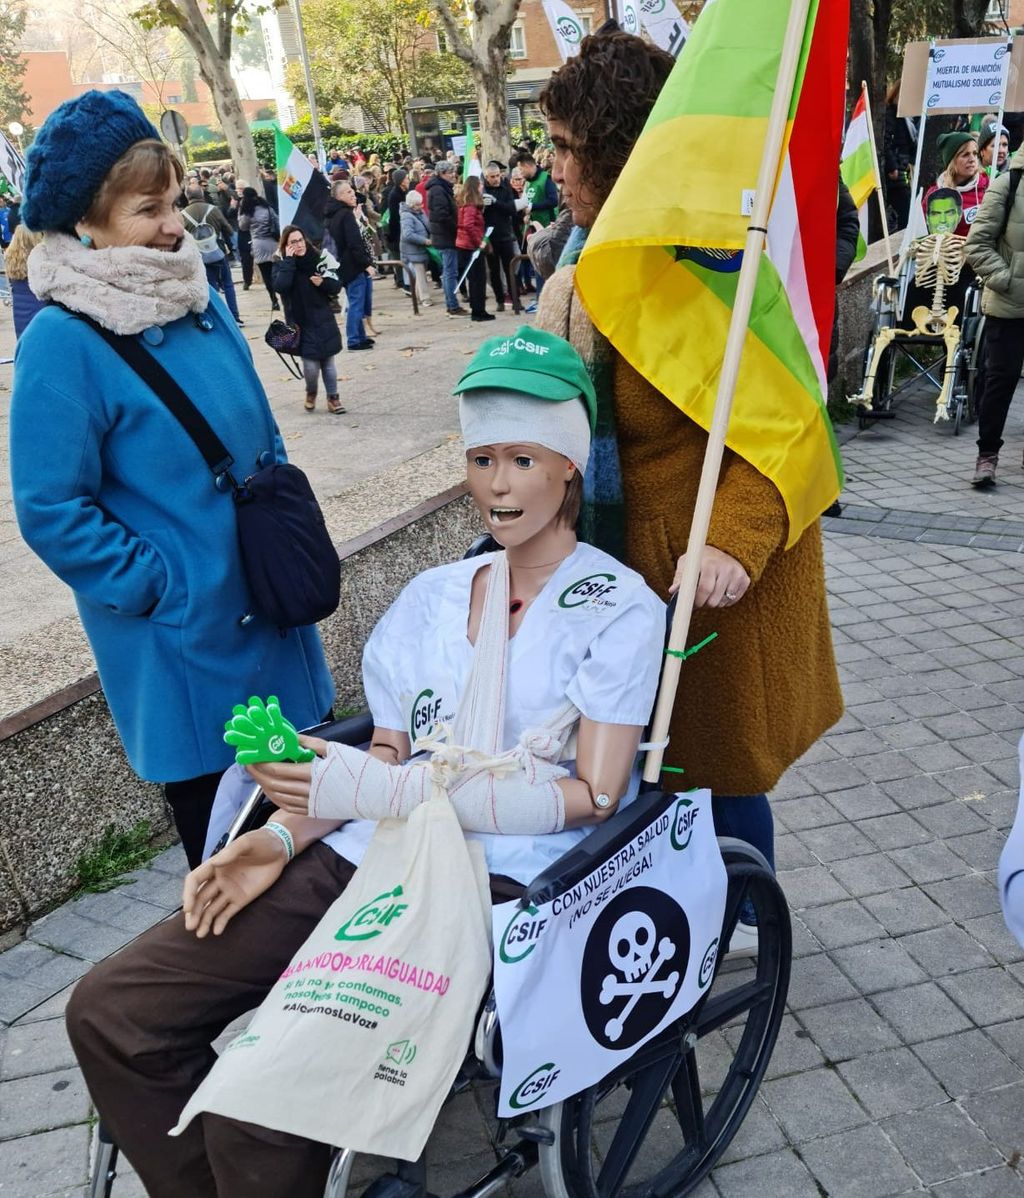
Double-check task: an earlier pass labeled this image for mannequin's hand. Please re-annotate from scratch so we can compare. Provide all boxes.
[670,546,750,608]
[182,828,289,938]
[247,734,327,812]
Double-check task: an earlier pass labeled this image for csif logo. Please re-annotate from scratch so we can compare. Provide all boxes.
[698,938,718,988]
[556,15,583,42]
[641,0,665,12]
[623,6,638,31]
[410,688,443,740]
[670,797,698,851]
[499,903,548,964]
[335,885,409,941]
[509,1062,561,1109]
[558,573,617,609]
[268,734,286,756]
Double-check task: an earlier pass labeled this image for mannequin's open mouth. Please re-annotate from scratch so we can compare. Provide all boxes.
[490,507,523,524]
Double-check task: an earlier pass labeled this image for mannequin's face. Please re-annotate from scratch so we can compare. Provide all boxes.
[466,442,575,548]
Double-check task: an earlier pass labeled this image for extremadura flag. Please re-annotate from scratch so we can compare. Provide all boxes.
[575,0,849,546]
[275,128,329,243]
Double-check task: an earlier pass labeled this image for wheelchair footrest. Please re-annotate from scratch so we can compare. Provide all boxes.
[858,408,897,419]
[362,1175,428,1198]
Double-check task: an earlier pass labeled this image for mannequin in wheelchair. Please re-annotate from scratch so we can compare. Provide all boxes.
[66,327,668,1198]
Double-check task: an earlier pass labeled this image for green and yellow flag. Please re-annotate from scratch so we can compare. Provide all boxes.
[575,0,849,546]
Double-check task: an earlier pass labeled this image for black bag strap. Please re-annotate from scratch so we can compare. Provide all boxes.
[999,167,1023,241]
[71,312,236,480]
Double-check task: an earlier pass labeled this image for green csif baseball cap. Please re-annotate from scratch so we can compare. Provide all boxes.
[453,326,597,432]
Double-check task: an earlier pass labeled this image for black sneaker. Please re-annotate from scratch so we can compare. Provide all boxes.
[471,313,496,322]
[349,340,375,351]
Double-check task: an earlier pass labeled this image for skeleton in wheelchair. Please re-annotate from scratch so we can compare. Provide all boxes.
[73,329,790,1198]
[850,187,985,435]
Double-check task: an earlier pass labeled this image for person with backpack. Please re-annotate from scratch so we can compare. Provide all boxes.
[965,149,1024,488]
[182,185,243,325]
[238,188,281,312]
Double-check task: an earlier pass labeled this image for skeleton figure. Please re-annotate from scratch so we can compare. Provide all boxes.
[851,233,969,422]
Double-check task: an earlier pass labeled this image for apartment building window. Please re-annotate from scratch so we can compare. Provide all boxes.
[510,22,527,58]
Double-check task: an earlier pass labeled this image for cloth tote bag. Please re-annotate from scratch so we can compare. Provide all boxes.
[172,790,492,1160]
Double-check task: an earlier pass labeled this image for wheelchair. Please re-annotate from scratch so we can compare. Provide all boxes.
[89,541,792,1198]
[852,235,986,437]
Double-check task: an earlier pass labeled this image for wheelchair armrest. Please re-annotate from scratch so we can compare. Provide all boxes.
[521,787,678,908]
[877,275,900,287]
[309,710,376,747]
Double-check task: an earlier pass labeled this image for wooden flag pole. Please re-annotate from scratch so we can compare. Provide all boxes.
[642,0,814,785]
[860,80,895,276]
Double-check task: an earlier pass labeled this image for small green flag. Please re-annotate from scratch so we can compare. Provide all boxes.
[463,124,481,181]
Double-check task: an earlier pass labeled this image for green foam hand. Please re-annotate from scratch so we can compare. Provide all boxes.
[223,695,316,765]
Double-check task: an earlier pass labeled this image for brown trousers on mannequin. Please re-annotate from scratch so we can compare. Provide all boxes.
[67,843,521,1198]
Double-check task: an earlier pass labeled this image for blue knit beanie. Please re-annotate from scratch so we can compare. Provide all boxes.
[22,90,161,232]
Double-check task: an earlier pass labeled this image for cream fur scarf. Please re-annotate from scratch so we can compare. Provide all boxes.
[28,232,210,335]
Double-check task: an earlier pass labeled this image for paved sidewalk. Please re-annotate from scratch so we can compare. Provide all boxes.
[2,386,1024,1195]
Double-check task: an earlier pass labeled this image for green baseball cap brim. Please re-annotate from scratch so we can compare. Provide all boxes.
[454,326,597,433]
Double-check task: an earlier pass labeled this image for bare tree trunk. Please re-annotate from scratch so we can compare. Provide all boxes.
[952,0,991,37]
[431,0,519,164]
[173,0,262,189]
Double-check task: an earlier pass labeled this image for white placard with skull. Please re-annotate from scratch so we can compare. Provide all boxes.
[492,790,727,1117]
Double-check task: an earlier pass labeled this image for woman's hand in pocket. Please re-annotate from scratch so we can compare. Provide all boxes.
[670,546,750,608]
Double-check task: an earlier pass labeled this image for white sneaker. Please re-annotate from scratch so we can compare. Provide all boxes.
[725,921,758,959]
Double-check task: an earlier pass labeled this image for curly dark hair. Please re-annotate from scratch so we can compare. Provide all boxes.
[539,31,674,212]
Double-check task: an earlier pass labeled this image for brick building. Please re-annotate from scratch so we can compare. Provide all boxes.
[505,0,615,84]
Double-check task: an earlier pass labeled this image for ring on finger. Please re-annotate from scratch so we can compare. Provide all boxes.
[725,590,738,601]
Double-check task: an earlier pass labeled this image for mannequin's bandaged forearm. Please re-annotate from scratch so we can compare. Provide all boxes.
[306,741,565,833]
[308,742,431,821]
[448,768,566,835]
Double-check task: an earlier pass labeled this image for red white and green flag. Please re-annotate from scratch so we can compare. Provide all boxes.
[840,86,876,261]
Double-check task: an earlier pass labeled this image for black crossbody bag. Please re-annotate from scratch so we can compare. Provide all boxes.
[79,315,341,630]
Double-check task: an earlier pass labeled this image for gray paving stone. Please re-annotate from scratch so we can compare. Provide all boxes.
[798,997,901,1063]
[148,844,188,876]
[0,1124,90,1196]
[796,823,876,864]
[717,1094,787,1164]
[848,752,920,785]
[948,829,1006,871]
[930,1167,1024,1196]
[778,866,850,910]
[0,1066,90,1138]
[871,982,975,1043]
[771,795,841,833]
[913,801,994,841]
[756,1013,826,1081]
[798,1122,919,1198]
[960,913,1024,964]
[774,834,817,872]
[64,889,169,936]
[937,966,1024,1028]
[881,1102,1003,1185]
[923,873,1003,921]
[761,1066,867,1142]
[1,1016,76,1079]
[116,866,184,910]
[859,813,931,851]
[960,1081,1024,1162]
[27,910,138,964]
[861,887,947,936]
[888,841,972,885]
[878,773,951,810]
[828,853,912,900]
[899,926,997,977]
[914,1028,1024,1097]
[879,719,942,750]
[829,937,928,995]
[837,1045,947,1118]
[712,1148,820,1198]
[786,952,859,1010]
[794,758,871,794]
[13,984,77,1026]
[797,900,886,950]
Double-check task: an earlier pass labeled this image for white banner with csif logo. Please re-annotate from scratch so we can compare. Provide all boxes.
[542,0,589,61]
[492,790,726,1117]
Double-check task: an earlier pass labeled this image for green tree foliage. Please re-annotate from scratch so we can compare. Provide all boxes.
[192,128,407,165]
[0,0,29,127]
[294,0,471,131]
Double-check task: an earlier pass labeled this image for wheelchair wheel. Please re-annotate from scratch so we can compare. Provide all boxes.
[537,843,790,1198]
[966,317,986,426]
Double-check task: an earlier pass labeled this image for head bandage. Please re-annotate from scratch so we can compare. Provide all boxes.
[459,386,591,473]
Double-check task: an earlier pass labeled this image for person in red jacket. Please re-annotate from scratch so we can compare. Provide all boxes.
[456,176,494,322]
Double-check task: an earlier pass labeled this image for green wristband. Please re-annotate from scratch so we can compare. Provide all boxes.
[264,821,295,862]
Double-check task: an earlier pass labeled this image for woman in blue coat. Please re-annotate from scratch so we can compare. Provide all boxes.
[10,90,335,866]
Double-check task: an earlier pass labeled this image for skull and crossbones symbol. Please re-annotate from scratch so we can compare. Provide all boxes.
[599,911,680,1042]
